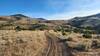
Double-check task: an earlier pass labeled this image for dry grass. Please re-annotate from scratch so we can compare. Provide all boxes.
[0,30,99,56]
[48,31,100,56]
[0,30,47,56]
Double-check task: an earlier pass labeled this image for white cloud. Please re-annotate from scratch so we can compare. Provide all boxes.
[46,9,100,20]
[47,0,67,8]
[45,0,100,20]
[46,0,69,12]
[23,0,100,20]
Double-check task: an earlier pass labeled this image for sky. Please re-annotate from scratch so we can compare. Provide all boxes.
[0,0,100,20]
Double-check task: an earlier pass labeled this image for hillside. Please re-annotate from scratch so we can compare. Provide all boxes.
[0,30,47,56]
[68,13,100,31]
[10,14,46,20]
[0,14,68,30]
[0,14,46,30]
[0,14,100,56]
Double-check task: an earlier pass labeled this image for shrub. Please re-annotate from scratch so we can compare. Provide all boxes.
[61,27,66,35]
[82,34,92,38]
[62,32,66,35]
[91,40,100,48]
[97,43,100,48]
[29,24,48,30]
[73,28,80,33]
[53,29,57,32]
[15,26,22,31]
[55,27,62,31]
[83,30,93,34]
[65,29,71,32]
[84,26,93,30]
[91,40,98,48]
[66,37,72,41]
[73,44,86,51]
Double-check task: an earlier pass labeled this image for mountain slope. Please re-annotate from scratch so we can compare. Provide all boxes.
[68,13,100,30]
[0,14,46,24]
[11,14,46,20]
[0,14,44,21]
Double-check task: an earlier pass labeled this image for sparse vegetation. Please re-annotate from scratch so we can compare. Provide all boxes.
[73,28,81,33]
[15,26,22,31]
[82,34,92,38]
[29,24,48,30]
[73,44,86,51]
[54,26,62,31]
[66,37,72,41]
[0,30,47,56]
[91,40,98,48]
[0,14,100,56]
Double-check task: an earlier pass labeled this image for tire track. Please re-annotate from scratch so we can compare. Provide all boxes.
[45,32,55,56]
[44,31,73,56]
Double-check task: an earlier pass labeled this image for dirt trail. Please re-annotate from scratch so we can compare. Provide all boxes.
[43,31,73,56]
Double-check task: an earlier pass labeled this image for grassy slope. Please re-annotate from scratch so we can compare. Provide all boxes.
[0,30,47,56]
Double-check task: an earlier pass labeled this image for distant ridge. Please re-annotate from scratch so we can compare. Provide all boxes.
[68,13,100,30]
[0,14,46,20]
[11,14,29,18]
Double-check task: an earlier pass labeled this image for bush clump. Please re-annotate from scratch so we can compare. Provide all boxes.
[82,34,92,38]
[29,24,48,30]
[91,40,97,48]
[66,37,72,41]
[73,44,86,51]
[15,26,22,31]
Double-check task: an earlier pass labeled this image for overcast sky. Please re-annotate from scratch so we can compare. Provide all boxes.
[0,0,100,20]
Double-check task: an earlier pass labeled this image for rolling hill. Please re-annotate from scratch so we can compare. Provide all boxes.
[68,13,100,30]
